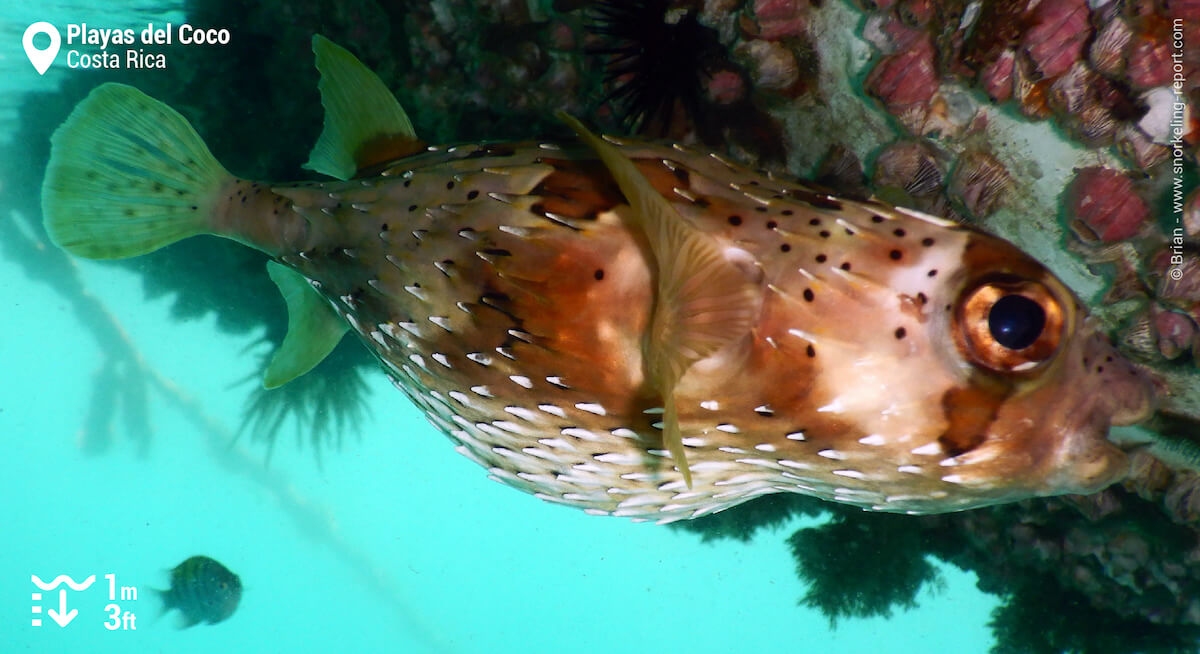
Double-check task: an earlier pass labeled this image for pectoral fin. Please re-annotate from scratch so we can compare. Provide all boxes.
[560,114,763,487]
[263,262,349,389]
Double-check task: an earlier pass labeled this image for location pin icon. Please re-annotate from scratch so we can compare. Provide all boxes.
[23,22,61,76]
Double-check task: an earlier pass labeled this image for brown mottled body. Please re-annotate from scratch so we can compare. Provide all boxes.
[213,139,1152,521]
[41,39,1156,523]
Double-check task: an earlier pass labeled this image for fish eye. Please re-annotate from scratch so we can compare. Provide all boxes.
[953,279,1064,373]
[988,295,1045,350]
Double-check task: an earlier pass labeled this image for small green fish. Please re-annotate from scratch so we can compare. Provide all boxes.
[158,556,242,628]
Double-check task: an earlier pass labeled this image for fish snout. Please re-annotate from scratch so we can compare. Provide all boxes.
[1081,329,1156,426]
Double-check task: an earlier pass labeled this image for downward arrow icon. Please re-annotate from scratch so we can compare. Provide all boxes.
[47,590,77,627]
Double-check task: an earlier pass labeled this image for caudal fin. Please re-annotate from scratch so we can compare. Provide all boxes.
[42,83,232,259]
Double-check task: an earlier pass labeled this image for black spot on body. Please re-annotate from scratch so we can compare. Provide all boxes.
[408,205,418,212]
[484,144,517,157]
[803,288,814,302]
[819,230,831,238]
[767,220,778,229]
[922,237,935,246]
[871,215,885,223]
[816,254,827,263]
[893,228,906,237]
[840,262,851,271]
[806,344,816,357]
[889,249,902,260]
[809,218,821,226]
[467,190,479,200]
[728,215,743,226]
[895,327,907,339]
[594,269,605,280]
[780,243,791,252]
[787,189,844,211]
[446,181,455,190]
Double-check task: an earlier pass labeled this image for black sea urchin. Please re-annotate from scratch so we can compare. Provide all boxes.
[236,338,373,465]
[588,0,725,136]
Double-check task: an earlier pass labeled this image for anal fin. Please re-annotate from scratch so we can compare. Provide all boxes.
[263,262,349,388]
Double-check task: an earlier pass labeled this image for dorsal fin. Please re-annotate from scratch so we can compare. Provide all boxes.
[263,262,349,388]
[559,113,764,488]
[305,35,421,180]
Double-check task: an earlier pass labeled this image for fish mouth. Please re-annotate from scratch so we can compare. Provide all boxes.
[1037,330,1155,495]
[1079,330,1156,427]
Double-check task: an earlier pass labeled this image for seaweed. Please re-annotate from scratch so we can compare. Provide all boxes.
[788,509,946,626]
[988,582,1200,654]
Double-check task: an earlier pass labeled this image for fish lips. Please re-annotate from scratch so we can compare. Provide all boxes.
[1035,327,1155,495]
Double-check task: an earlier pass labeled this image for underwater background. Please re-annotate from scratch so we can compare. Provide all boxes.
[1,2,996,652]
[3,0,1198,652]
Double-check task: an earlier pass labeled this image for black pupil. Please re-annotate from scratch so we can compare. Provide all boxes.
[987,294,1046,350]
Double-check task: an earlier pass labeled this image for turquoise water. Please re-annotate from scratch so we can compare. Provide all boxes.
[3,3,999,652]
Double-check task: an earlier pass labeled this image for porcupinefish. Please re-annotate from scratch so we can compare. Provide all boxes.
[42,36,1154,522]
[157,555,241,628]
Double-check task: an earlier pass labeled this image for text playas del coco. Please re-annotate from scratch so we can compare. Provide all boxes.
[66,23,231,70]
